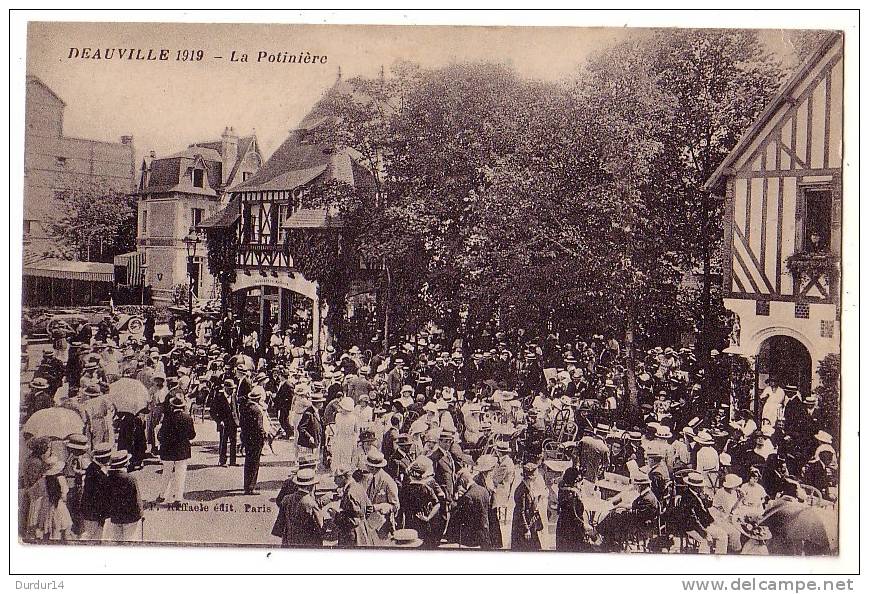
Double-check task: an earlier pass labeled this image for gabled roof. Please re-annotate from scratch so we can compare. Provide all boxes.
[232,130,333,192]
[703,31,843,192]
[139,133,258,195]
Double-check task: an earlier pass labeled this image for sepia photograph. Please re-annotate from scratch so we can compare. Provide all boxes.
[12,14,853,569]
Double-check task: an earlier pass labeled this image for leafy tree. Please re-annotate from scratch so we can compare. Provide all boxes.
[48,181,137,262]
[639,29,784,359]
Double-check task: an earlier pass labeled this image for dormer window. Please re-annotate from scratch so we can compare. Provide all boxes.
[192,168,204,188]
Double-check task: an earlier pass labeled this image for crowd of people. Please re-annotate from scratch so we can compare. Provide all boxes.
[19,312,839,554]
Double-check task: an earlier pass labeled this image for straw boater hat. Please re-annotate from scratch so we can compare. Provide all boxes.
[93,442,113,463]
[693,430,715,446]
[29,377,49,390]
[293,467,319,487]
[65,434,89,452]
[683,471,706,488]
[494,440,511,454]
[594,423,610,436]
[722,474,743,489]
[391,528,423,548]
[297,455,318,470]
[474,454,497,474]
[169,395,187,410]
[109,450,131,470]
[655,426,673,440]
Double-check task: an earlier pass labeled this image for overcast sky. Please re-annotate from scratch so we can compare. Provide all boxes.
[27,22,809,166]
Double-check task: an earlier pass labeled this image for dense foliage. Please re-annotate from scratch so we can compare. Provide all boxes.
[47,182,138,262]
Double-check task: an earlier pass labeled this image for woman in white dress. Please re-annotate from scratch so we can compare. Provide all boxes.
[331,397,360,473]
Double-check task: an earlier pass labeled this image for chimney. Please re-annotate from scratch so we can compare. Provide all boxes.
[221,126,238,185]
[120,135,134,145]
[149,150,156,158]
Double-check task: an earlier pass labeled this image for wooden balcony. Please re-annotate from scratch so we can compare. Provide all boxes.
[237,243,292,269]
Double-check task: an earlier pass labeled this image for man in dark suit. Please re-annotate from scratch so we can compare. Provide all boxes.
[239,389,266,494]
[678,471,726,553]
[449,456,501,549]
[297,392,325,465]
[78,442,112,541]
[210,378,239,467]
[104,450,144,542]
[426,427,456,542]
[157,395,196,503]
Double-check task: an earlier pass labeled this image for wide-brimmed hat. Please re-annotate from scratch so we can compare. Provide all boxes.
[391,528,423,548]
[365,450,387,468]
[293,467,319,487]
[169,395,187,410]
[722,473,743,489]
[109,450,131,470]
[93,442,113,462]
[65,434,89,451]
[338,396,355,413]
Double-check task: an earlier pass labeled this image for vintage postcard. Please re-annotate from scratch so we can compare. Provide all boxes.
[13,16,854,569]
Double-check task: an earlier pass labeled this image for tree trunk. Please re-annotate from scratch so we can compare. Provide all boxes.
[383,261,392,352]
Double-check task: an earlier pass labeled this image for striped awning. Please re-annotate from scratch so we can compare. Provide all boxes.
[23,258,114,283]
[113,251,146,286]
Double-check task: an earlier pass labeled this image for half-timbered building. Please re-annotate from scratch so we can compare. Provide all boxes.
[200,77,376,353]
[704,32,843,396]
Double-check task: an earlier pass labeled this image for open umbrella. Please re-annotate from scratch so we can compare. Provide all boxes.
[22,407,84,439]
[760,498,833,554]
[108,378,150,414]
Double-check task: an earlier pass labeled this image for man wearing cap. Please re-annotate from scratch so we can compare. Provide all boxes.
[210,378,239,467]
[272,468,324,548]
[104,450,144,542]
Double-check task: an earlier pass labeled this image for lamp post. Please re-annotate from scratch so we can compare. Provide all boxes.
[140,263,149,306]
[183,227,201,323]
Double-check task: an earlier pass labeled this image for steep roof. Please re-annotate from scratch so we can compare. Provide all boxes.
[703,31,844,192]
[139,133,258,195]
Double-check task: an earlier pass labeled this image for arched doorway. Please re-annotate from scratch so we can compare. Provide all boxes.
[756,335,812,398]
